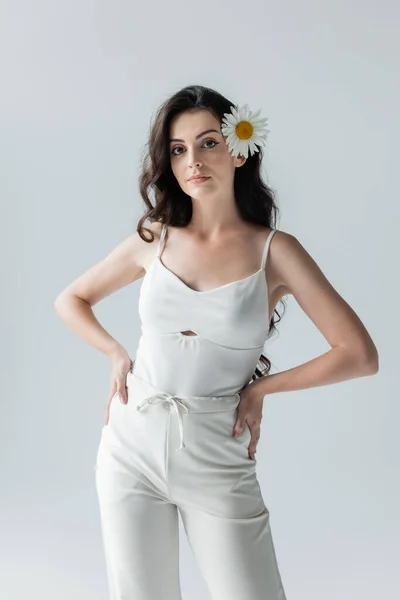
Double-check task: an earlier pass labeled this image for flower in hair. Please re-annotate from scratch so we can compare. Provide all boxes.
[220,103,270,159]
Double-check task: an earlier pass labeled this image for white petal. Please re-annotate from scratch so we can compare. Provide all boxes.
[226,131,238,143]
[221,124,234,136]
[252,132,268,142]
[253,128,269,139]
[251,117,269,127]
[251,108,262,119]
[249,139,260,154]
[231,106,240,121]
[251,137,266,147]
[240,105,250,121]
[236,139,247,159]
[231,139,240,156]
[225,113,238,126]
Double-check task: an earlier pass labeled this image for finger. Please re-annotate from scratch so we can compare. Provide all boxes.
[107,386,117,404]
[109,384,125,405]
[104,400,112,426]
[104,387,118,425]
[116,381,129,404]
[248,443,258,460]
[248,427,261,459]
[233,415,246,437]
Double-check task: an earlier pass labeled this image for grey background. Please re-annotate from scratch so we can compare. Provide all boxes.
[1,0,398,598]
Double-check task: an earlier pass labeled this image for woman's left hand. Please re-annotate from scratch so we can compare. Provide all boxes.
[233,383,264,460]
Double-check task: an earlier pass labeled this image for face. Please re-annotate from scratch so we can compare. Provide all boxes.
[168,108,246,199]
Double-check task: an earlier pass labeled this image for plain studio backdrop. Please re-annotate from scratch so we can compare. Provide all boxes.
[0,1,398,598]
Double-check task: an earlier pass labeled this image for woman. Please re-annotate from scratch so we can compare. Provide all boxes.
[54,85,379,600]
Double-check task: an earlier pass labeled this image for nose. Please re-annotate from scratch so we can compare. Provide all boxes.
[187,148,202,169]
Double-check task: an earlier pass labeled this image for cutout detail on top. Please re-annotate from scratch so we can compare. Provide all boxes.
[180,330,198,336]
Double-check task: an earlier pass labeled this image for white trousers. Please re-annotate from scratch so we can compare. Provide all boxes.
[94,372,287,600]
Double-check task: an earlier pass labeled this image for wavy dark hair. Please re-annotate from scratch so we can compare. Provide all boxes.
[136,84,286,380]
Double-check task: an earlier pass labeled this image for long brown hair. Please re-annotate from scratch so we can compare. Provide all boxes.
[136,84,287,379]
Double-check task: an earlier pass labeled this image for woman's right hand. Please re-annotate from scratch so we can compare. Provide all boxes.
[105,348,134,426]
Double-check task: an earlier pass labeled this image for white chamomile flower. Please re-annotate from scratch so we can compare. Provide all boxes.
[220,103,270,159]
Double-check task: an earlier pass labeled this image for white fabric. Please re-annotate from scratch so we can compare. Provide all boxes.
[94,225,287,599]
[136,389,191,452]
[134,225,277,396]
[95,373,287,600]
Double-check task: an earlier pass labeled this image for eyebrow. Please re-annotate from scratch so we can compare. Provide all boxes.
[169,129,220,143]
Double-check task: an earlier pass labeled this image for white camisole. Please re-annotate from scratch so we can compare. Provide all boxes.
[132,225,277,397]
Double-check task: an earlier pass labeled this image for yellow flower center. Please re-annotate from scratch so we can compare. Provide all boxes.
[235,120,253,140]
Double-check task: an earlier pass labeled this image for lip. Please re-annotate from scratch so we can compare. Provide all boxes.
[188,176,211,182]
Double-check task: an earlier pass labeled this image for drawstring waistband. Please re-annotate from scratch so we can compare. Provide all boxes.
[127,371,241,454]
[136,393,189,452]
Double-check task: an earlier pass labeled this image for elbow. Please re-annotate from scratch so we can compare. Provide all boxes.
[54,292,89,316]
[358,345,379,375]
[340,340,379,376]
[54,295,64,316]
[367,352,379,375]
[54,293,70,316]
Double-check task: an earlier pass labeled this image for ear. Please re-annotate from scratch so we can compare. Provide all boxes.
[233,154,247,168]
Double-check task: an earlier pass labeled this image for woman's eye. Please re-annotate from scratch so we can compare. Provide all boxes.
[204,139,218,149]
[171,140,219,156]
[171,146,183,156]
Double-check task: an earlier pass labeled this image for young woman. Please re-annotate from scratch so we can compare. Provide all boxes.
[54,85,379,600]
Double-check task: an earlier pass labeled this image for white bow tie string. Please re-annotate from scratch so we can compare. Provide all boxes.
[136,393,190,452]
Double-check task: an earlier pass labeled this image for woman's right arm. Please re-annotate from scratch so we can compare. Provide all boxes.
[53,229,150,355]
[53,223,160,413]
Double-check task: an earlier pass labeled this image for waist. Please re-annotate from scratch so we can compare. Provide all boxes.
[125,371,243,453]
[126,371,241,412]
[133,332,261,397]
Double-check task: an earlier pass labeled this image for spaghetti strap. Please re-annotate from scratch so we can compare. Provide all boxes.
[260,228,277,270]
[157,224,168,258]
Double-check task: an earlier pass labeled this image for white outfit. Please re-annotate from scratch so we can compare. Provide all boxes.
[94,225,287,600]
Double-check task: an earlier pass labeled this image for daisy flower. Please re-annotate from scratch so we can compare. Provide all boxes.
[220,103,270,159]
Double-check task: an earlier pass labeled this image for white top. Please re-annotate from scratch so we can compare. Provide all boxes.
[132,224,277,397]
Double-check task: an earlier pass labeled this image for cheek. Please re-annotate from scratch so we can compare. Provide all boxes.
[209,149,231,170]
[170,161,181,179]
[171,164,188,188]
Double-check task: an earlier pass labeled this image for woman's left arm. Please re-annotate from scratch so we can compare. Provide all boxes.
[253,231,379,398]
[234,232,379,459]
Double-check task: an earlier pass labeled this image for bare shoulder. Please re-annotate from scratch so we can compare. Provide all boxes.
[269,228,352,315]
[113,220,164,272]
[251,226,293,296]
[54,221,164,307]
[267,229,320,290]
[267,228,308,295]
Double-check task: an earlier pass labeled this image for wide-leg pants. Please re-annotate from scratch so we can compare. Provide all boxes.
[94,371,287,600]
